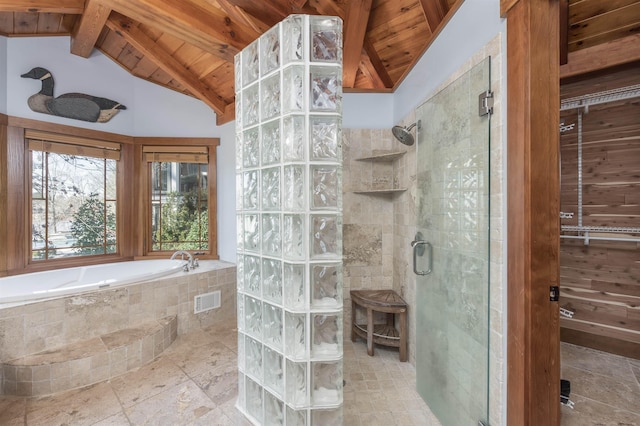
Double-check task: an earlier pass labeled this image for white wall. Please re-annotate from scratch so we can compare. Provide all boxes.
[342,92,394,129]
[394,0,505,124]
[3,36,237,262]
[8,37,135,133]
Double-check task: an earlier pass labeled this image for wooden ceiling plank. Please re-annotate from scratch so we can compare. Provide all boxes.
[116,42,144,70]
[568,0,640,24]
[36,12,63,33]
[0,0,84,14]
[0,13,14,34]
[560,33,640,78]
[568,3,640,44]
[343,0,373,88]
[105,0,260,61]
[71,0,112,58]
[290,0,309,9]
[570,24,640,53]
[60,13,76,33]
[418,0,447,32]
[13,12,38,34]
[106,12,228,117]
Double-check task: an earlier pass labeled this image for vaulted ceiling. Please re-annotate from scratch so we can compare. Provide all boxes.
[1,0,639,125]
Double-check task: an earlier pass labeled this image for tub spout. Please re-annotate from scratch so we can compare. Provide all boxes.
[170,250,194,270]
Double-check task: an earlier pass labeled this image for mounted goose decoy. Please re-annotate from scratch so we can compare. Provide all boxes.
[21,67,127,123]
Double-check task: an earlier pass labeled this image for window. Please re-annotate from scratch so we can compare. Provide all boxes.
[143,145,214,253]
[1,122,219,274]
[27,131,120,260]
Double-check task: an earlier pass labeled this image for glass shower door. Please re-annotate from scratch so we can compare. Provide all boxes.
[414,57,491,426]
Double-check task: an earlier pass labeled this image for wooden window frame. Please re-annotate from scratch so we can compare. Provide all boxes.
[27,131,121,261]
[0,116,219,276]
[134,137,219,261]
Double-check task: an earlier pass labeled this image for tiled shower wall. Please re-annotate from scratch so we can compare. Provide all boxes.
[341,128,399,332]
[341,34,504,426]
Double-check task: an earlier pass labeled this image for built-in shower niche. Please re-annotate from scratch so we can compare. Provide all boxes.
[235,14,344,425]
[352,150,407,195]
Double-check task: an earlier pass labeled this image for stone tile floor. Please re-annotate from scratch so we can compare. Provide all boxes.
[2,319,638,425]
[0,320,438,425]
[560,342,640,426]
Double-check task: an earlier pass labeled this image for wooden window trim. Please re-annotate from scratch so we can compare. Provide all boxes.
[27,140,121,161]
[135,137,219,261]
[25,129,122,151]
[0,116,219,275]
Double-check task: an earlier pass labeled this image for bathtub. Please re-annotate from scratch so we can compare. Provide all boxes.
[0,259,187,305]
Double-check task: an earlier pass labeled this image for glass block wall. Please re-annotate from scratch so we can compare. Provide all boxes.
[235,15,344,426]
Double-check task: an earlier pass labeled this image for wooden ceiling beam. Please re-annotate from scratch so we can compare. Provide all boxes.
[70,0,111,58]
[500,0,520,17]
[217,101,235,126]
[358,49,386,89]
[105,0,261,61]
[418,0,447,33]
[362,38,394,88]
[560,33,640,79]
[343,0,373,88]
[214,0,270,34]
[306,0,344,19]
[229,0,291,27]
[106,12,229,120]
[0,0,84,14]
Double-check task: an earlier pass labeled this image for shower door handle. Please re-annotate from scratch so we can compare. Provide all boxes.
[411,235,432,276]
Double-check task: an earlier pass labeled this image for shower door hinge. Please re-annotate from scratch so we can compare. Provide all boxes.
[478,90,494,116]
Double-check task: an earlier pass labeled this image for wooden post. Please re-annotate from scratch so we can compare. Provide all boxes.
[506,0,561,424]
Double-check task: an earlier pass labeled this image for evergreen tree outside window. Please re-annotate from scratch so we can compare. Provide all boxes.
[28,132,119,260]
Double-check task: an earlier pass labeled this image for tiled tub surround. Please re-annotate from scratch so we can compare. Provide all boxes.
[0,260,236,396]
[3,315,177,397]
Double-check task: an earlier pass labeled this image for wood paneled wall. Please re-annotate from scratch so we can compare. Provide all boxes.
[559,66,640,359]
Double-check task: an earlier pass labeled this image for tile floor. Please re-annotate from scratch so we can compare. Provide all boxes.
[0,319,438,425]
[560,342,640,426]
[2,322,639,426]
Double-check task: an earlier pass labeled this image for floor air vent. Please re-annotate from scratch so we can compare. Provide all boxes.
[194,291,221,314]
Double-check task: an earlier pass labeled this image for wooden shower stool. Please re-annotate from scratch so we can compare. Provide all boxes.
[350,290,408,362]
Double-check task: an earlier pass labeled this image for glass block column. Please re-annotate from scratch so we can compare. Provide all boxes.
[235,15,343,426]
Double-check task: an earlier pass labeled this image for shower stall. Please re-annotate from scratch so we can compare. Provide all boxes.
[412,57,492,425]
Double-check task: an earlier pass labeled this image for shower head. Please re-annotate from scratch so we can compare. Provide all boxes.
[392,122,418,146]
